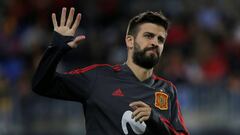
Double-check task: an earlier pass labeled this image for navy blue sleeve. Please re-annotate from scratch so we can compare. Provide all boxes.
[32,32,97,102]
[145,108,171,134]
[169,86,189,135]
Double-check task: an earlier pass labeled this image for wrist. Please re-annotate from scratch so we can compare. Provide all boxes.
[51,31,74,51]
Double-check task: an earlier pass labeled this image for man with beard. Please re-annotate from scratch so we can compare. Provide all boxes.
[32,7,189,135]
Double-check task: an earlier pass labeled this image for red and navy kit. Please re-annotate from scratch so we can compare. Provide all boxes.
[32,32,190,135]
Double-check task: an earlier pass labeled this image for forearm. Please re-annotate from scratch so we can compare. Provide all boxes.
[145,109,170,134]
[146,109,188,135]
[32,32,73,95]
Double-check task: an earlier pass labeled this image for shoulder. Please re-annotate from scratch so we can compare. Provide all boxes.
[64,64,121,75]
[152,74,177,91]
[153,74,179,100]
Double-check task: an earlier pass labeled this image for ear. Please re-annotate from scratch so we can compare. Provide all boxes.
[125,35,134,49]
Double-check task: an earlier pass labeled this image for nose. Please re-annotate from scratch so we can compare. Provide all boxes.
[150,37,159,47]
[150,40,158,47]
[151,43,157,47]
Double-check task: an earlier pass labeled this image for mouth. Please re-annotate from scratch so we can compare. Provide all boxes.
[146,49,159,55]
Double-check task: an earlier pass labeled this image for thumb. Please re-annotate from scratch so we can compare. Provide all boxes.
[67,35,86,48]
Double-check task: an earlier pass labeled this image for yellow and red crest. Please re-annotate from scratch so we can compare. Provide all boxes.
[155,91,168,110]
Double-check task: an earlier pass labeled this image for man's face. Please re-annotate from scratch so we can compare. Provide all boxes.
[132,23,167,69]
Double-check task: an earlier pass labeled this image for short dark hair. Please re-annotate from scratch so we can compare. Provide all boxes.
[126,11,169,37]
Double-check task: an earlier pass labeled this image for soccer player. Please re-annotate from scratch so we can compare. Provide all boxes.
[32,7,190,135]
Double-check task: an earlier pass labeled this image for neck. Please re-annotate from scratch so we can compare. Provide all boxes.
[126,59,153,81]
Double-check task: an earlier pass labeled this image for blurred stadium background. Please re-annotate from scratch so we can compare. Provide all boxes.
[0,0,240,135]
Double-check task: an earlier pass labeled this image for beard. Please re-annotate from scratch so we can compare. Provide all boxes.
[132,42,161,69]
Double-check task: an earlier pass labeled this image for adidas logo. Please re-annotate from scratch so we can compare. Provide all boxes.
[112,88,124,97]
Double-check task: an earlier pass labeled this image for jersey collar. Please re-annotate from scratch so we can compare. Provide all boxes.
[120,63,155,86]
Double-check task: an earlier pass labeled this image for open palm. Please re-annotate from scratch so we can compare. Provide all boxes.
[52,7,85,48]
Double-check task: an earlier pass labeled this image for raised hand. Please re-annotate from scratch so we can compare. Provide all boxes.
[52,7,86,48]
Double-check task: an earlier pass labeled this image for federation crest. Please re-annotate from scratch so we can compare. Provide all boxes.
[155,91,168,110]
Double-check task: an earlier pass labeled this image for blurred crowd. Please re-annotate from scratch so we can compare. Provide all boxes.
[0,0,240,135]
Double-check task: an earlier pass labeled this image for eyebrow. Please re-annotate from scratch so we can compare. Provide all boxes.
[144,32,155,37]
[144,32,166,41]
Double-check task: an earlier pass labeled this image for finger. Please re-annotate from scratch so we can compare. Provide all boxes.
[130,105,138,111]
[73,35,86,44]
[134,111,148,122]
[67,35,86,48]
[139,116,149,123]
[52,13,58,29]
[71,13,81,31]
[130,101,148,108]
[66,7,75,27]
[132,107,145,118]
[60,7,67,26]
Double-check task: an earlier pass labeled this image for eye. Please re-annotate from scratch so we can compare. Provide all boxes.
[144,33,153,39]
[158,37,165,44]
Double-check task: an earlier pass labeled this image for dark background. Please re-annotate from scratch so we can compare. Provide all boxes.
[0,0,240,135]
